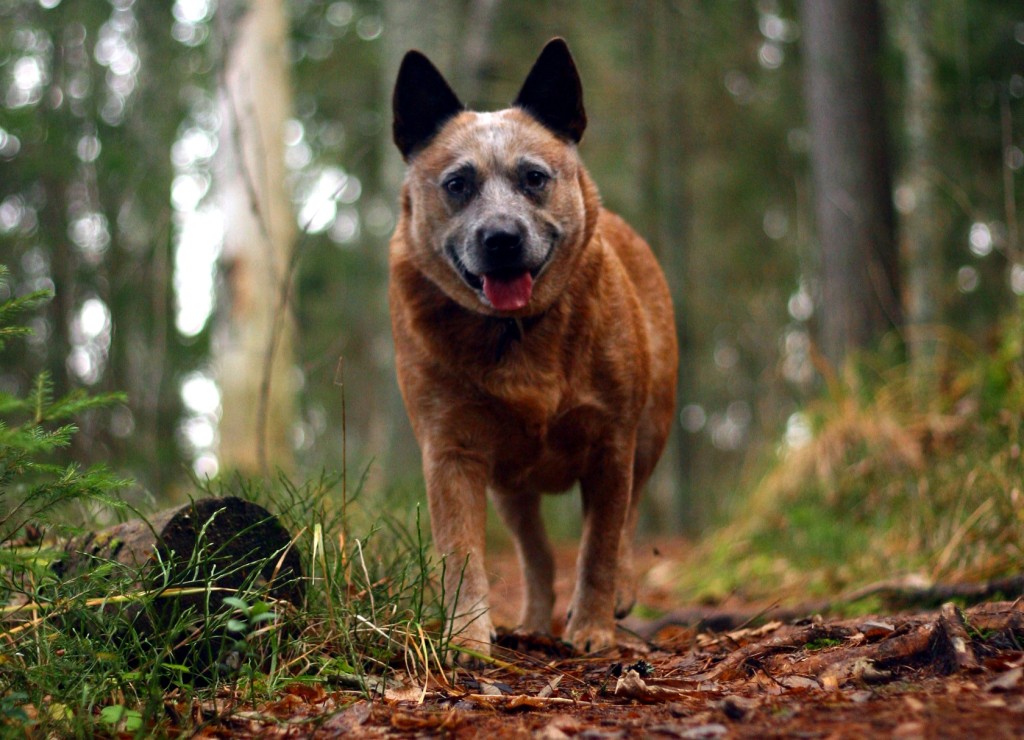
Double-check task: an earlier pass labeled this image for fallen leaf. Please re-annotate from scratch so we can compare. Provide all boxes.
[713,694,756,720]
[892,720,925,739]
[986,667,1023,693]
[538,675,563,698]
[390,709,458,731]
[983,652,1024,672]
[777,675,821,691]
[384,683,424,703]
[314,701,371,736]
[903,696,925,712]
[680,722,728,738]
[259,693,306,718]
[480,682,503,696]
[535,725,570,740]
[283,682,326,704]
[615,669,688,703]
[853,658,892,684]
[860,620,896,640]
[669,701,692,717]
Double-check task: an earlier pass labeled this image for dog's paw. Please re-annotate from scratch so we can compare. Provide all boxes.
[564,619,616,654]
[444,616,495,667]
[614,581,637,619]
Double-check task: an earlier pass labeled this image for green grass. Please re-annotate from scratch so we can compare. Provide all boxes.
[679,316,1024,607]
[0,472,453,736]
[0,270,454,735]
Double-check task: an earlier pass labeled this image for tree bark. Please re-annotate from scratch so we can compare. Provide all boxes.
[633,0,695,532]
[896,0,942,373]
[214,0,297,475]
[800,0,902,367]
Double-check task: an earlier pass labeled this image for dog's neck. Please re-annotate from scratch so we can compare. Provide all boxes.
[494,314,543,361]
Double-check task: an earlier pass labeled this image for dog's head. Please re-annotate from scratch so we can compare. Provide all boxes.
[392,39,600,316]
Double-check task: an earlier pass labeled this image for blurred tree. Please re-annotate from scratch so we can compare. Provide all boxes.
[0,1,191,496]
[631,0,695,530]
[895,0,942,374]
[213,0,297,475]
[800,0,903,366]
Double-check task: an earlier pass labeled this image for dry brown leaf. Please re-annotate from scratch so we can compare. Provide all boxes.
[282,682,327,704]
[892,720,926,739]
[615,669,692,704]
[537,674,563,698]
[314,702,372,737]
[384,684,424,704]
[903,696,925,712]
[985,666,1024,693]
[820,674,839,692]
[713,694,757,720]
[679,722,729,738]
[776,675,821,691]
[535,715,581,739]
[390,708,459,731]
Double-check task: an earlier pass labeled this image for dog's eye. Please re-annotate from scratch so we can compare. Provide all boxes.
[443,176,469,197]
[524,170,550,190]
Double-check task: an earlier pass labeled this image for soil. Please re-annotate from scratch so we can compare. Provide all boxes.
[194,540,1024,738]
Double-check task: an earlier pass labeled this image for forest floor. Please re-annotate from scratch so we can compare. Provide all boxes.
[193,540,1024,738]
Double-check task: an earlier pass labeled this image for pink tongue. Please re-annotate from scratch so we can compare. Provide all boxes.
[482,271,533,311]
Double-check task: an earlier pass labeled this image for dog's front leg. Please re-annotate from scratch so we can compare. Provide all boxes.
[424,445,494,661]
[565,434,635,652]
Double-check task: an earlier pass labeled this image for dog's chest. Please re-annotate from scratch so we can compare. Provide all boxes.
[489,393,606,493]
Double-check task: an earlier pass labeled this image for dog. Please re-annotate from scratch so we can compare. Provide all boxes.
[388,38,678,658]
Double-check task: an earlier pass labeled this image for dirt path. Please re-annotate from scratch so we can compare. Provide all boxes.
[197,540,1024,737]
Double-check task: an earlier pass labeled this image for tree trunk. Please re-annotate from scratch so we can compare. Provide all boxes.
[800,0,902,367]
[633,0,695,532]
[895,0,942,374]
[214,0,297,475]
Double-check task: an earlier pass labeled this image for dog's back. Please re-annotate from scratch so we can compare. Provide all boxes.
[597,210,678,480]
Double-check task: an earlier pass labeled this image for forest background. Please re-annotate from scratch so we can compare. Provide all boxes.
[1,0,1022,547]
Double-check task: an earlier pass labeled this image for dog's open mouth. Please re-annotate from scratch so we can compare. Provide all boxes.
[448,246,540,311]
[481,270,533,311]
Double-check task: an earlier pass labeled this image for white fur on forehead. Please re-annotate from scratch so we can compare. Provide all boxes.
[453,111,522,158]
[430,110,573,171]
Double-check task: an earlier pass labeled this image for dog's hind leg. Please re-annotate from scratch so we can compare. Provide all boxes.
[615,481,643,619]
[490,489,555,634]
[565,432,636,652]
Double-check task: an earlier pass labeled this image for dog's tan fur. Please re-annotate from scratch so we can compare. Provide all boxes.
[388,40,678,656]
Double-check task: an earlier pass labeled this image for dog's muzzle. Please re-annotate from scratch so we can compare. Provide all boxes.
[446,230,552,313]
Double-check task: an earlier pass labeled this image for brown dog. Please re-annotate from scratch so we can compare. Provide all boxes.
[388,39,678,658]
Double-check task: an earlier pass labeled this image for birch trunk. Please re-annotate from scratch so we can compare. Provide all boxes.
[214,0,297,474]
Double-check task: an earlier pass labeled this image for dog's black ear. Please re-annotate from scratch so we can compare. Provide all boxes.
[392,50,464,160]
[513,38,586,143]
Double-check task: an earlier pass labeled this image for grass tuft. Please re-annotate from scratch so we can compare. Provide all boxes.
[0,269,453,735]
[682,316,1024,606]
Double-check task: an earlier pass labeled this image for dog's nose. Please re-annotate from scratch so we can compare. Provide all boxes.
[480,227,524,259]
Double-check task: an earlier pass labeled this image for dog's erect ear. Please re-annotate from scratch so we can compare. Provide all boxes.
[392,50,464,160]
[513,38,586,144]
